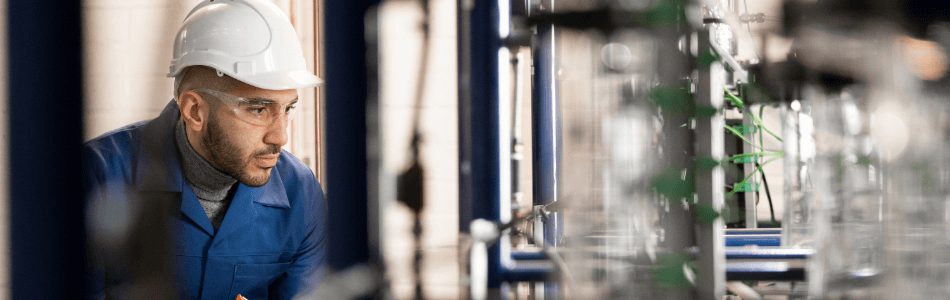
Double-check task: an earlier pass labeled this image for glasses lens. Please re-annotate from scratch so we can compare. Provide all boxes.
[199,89,295,126]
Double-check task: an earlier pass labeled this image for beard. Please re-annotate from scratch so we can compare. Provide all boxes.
[202,111,282,187]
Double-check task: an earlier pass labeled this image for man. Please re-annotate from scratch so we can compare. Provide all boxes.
[83,0,326,299]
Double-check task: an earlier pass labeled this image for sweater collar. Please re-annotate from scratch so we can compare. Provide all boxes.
[174,119,236,201]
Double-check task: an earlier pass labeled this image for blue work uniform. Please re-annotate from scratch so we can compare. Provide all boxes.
[83,100,327,300]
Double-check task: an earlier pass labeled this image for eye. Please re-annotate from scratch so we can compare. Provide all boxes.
[285,105,297,113]
[246,106,267,116]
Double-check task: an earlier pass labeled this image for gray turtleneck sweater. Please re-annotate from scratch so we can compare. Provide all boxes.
[175,120,237,232]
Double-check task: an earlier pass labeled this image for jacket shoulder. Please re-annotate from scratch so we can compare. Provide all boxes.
[275,151,321,192]
[275,151,324,213]
[82,121,149,186]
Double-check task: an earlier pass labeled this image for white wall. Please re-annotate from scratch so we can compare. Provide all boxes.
[83,0,197,140]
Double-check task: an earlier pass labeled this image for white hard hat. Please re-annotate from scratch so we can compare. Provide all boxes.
[168,0,322,90]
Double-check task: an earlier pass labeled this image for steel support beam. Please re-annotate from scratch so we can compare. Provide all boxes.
[743,106,758,228]
[458,0,507,291]
[531,16,562,300]
[695,27,727,300]
[9,0,85,297]
[324,0,379,270]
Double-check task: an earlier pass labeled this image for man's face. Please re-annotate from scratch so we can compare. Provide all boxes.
[201,87,298,187]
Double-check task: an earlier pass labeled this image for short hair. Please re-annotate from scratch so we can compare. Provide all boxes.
[174,66,248,101]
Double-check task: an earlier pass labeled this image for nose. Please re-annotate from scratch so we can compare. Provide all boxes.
[263,115,289,147]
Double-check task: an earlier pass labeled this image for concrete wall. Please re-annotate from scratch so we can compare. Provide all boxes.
[83,0,196,140]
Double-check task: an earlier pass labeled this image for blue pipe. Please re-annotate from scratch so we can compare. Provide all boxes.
[725,248,812,260]
[723,248,812,281]
[725,229,781,235]
[726,262,805,281]
[532,18,562,250]
[725,235,782,247]
[511,251,547,260]
[533,19,562,300]
[458,0,506,289]
[505,248,815,283]
[503,261,555,282]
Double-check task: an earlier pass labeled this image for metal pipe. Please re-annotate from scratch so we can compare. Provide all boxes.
[709,39,748,83]
[725,235,781,247]
[726,228,781,235]
[458,0,509,293]
[695,27,728,300]
[512,51,527,211]
[743,105,758,228]
[532,14,562,300]
[726,262,806,281]
[532,21,561,249]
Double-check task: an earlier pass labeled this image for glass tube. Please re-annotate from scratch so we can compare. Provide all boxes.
[808,84,887,298]
[782,92,816,249]
[802,31,950,298]
[878,91,950,300]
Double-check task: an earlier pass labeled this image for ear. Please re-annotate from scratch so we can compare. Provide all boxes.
[177,90,209,133]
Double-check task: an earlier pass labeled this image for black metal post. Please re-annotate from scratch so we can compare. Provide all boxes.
[8,0,86,297]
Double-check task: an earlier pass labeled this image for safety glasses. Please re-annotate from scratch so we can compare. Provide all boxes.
[196,88,297,126]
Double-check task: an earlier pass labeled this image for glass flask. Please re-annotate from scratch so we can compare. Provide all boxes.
[877,91,950,300]
[781,93,817,249]
[808,85,887,298]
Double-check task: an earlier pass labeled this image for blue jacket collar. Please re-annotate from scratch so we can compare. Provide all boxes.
[180,170,290,236]
[132,100,291,211]
[134,100,184,192]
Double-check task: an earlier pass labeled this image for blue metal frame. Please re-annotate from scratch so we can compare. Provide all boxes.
[511,250,548,260]
[532,14,563,300]
[532,23,562,251]
[725,248,813,259]
[9,0,86,297]
[324,0,381,271]
[725,235,782,247]
[726,262,805,281]
[724,248,811,281]
[458,0,556,288]
[458,0,506,288]
[505,261,555,282]
[725,229,782,235]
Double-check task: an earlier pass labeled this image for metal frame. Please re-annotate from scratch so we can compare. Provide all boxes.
[9,0,86,297]
[695,27,728,300]
[458,3,817,299]
[743,106,758,228]
[457,0,508,291]
[323,0,380,270]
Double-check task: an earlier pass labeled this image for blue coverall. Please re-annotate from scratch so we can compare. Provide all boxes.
[83,100,327,299]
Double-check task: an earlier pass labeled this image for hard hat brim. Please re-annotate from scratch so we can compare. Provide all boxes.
[236,70,324,90]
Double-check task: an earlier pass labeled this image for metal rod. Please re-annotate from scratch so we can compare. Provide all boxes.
[695,27,728,300]
[458,0,509,293]
[743,105,758,228]
[709,38,748,83]
[725,235,781,247]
